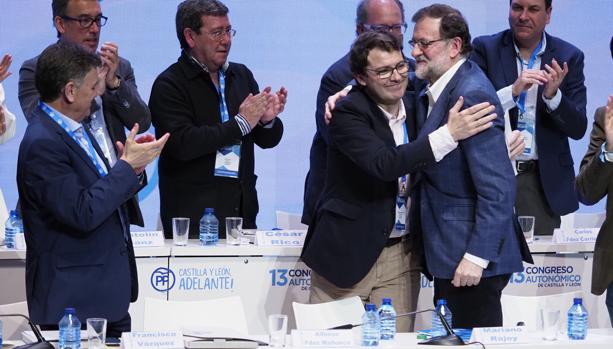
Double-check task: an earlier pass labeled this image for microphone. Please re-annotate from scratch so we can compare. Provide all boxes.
[328,308,465,346]
[0,313,54,349]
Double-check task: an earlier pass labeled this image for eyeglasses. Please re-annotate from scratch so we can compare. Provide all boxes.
[362,23,408,34]
[365,60,410,79]
[408,38,447,50]
[61,15,108,28]
[202,28,236,40]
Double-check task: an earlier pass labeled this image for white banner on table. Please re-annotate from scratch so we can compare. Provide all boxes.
[255,230,306,246]
[131,231,165,247]
[291,329,354,347]
[469,326,529,345]
[552,228,599,244]
[121,331,183,349]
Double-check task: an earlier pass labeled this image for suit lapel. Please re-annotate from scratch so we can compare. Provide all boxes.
[502,31,520,130]
[40,111,104,178]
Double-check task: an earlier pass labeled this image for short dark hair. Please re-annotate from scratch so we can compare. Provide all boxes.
[52,0,101,38]
[509,0,552,9]
[412,4,472,56]
[350,31,402,77]
[35,41,101,102]
[176,0,229,50]
[356,0,405,27]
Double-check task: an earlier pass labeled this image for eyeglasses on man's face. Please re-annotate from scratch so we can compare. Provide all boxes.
[365,60,410,79]
[61,15,108,29]
[363,23,408,34]
[408,38,447,50]
[202,27,236,41]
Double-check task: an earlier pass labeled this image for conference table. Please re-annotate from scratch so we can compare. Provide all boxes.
[0,235,610,334]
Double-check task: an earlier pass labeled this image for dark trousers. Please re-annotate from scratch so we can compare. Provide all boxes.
[515,167,560,235]
[40,312,131,339]
[434,274,511,329]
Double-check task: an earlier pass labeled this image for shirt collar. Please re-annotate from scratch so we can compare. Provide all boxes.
[41,102,83,133]
[377,98,407,123]
[426,58,467,105]
[513,32,547,59]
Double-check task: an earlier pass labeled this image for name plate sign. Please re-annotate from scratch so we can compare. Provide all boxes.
[121,331,184,349]
[291,330,354,347]
[255,230,307,246]
[130,231,165,248]
[552,228,599,244]
[469,326,529,345]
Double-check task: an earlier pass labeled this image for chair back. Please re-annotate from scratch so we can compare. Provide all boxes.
[292,296,364,330]
[143,296,249,334]
[0,301,30,340]
[501,291,583,331]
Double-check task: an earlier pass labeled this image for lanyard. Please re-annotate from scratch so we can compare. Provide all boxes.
[517,36,544,115]
[40,101,107,177]
[217,70,230,123]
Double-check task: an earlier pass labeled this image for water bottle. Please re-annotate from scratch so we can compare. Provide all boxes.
[361,303,380,346]
[4,210,20,249]
[567,297,588,340]
[432,299,453,337]
[58,308,81,349]
[379,298,396,340]
[199,208,219,245]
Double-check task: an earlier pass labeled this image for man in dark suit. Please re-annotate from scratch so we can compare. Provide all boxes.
[302,0,409,225]
[409,4,529,328]
[471,0,587,235]
[17,42,168,336]
[150,0,285,238]
[301,30,497,332]
[576,37,613,327]
[18,0,151,226]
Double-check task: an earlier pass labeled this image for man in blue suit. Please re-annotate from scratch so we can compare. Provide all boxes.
[17,42,168,336]
[471,0,587,235]
[409,4,529,328]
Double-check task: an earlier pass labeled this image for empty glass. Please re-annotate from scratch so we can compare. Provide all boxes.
[87,318,107,349]
[541,309,560,341]
[226,217,243,245]
[268,314,287,347]
[172,217,190,246]
[518,216,535,243]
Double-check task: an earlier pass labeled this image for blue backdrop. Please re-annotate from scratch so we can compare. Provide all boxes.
[1,0,611,230]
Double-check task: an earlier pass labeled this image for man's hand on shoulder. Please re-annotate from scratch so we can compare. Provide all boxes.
[447,96,496,141]
[324,86,351,125]
[117,123,169,174]
[452,258,483,287]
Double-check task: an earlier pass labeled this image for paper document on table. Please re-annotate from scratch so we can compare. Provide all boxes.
[22,330,87,343]
[183,328,267,346]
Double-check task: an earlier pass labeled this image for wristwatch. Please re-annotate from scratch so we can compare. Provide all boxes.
[108,76,121,91]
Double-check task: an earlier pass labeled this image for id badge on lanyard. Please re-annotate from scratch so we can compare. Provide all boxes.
[516,37,543,158]
[214,70,241,178]
[394,123,409,232]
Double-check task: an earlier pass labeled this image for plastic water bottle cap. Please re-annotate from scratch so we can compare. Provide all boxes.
[382,298,392,305]
[64,307,76,314]
[365,304,376,311]
[436,299,447,306]
[205,208,214,214]
[573,297,582,305]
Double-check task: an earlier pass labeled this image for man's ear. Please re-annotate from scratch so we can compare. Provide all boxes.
[63,81,77,104]
[355,73,368,86]
[449,37,463,59]
[54,16,66,35]
[183,28,197,49]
